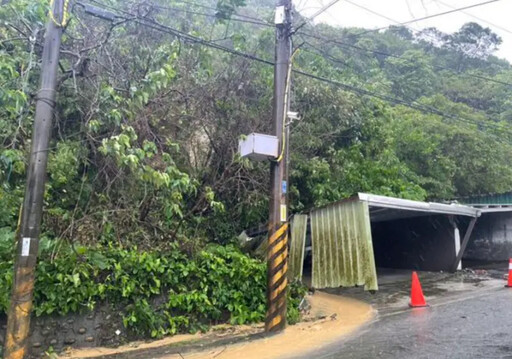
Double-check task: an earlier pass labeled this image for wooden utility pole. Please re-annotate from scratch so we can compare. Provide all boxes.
[266,0,292,333]
[3,1,66,357]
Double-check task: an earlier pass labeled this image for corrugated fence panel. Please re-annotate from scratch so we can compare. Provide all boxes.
[311,200,378,291]
[311,209,321,288]
[360,201,378,291]
[288,214,307,281]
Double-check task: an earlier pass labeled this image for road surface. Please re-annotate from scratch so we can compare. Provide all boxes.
[301,287,512,359]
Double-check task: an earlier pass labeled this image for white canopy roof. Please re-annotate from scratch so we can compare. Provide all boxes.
[357,193,480,222]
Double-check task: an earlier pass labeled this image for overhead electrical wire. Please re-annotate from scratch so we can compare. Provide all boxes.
[297,31,512,87]
[164,0,272,24]
[303,0,512,84]
[87,0,272,27]
[434,0,512,35]
[82,0,512,89]
[306,0,342,21]
[343,0,423,35]
[345,0,502,37]
[294,0,342,33]
[84,1,512,137]
[84,0,274,61]
[136,20,274,64]
[80,1,512,138]
[150,4,273,27]
[311,0,472,61]
[297,37,512,129]
[293,68,512,138]
[89,0,509,91]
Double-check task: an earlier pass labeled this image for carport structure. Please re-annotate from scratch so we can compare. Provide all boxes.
[361,193,480,272]
[288,193,481,291]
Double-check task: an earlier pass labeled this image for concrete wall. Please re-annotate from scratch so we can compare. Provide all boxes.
[464,212,512,261]
[0,304,125,358]
[371,215,460,271]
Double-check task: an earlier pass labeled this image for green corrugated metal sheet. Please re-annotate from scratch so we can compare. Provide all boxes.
[311,200,378,291]
[458,191,512,205]
[288,214,307,281]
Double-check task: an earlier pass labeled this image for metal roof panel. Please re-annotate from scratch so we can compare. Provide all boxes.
[357,193,480,219]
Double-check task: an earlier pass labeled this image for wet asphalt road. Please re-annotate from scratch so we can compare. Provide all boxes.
[301,288,512,359]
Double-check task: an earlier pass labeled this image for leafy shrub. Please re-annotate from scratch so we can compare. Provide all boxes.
[0,228,14,311]
[287,280,308,325]
[0,242,307,338]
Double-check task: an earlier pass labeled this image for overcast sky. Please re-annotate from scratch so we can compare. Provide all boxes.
[294,0,512,61]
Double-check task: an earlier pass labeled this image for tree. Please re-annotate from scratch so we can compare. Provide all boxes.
[390,96,512,198]
[2,0,512,245]
[384,49,437,100]
[447,22,502,60]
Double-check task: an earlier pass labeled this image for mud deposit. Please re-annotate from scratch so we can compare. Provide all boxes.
[65,292,374,359]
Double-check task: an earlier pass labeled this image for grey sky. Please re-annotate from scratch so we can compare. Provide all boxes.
[294,0,512,61]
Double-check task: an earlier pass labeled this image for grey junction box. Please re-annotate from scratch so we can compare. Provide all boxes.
[239,133,279,161]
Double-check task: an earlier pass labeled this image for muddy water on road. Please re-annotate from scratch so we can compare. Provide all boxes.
[65,292,373,359]
[163,292,374,359]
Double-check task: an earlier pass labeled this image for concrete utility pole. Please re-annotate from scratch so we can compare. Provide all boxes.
[266,0,292,333]
[3,1,66,357]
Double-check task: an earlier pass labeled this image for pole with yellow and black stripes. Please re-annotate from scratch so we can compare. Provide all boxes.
[266,0,292,333]
[266,222,289,331]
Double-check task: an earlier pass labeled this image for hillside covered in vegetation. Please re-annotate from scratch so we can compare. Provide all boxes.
[2,0,512,244]
[1,0,512,337]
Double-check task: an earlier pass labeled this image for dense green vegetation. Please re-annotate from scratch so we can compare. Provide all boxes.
[1,0,512,337]
[0,230,306,337]
[2,0,511,245]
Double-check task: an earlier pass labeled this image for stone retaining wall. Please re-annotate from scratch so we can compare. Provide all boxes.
[0,304,126,358]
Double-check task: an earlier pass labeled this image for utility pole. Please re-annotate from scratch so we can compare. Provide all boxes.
[266,0,292,333]
[3,1,66,358]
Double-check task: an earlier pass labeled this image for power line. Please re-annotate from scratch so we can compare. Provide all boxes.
[293,68,512,137]
[337,0,453,49]
[302,0,512,82]
[313,0,512,76]
[345,0,502,37]
[151,4,273,27]
[136,19,274,65]
[434,0,512,35]
[300,0,340,21]
[307,0,342,21]
[344,0,418,32]
[136,25,512,135]
[171,0,272,24]
[294,0,342,33]
[297,37,512,130]
[80,1,512,138]
[84,1,276,64]
[88,0,272,26]
[298,31,512,87]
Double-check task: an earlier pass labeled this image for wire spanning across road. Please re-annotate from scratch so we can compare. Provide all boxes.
[81,0,512,138]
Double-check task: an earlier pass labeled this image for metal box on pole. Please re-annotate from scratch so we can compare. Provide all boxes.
[239,133,279,161]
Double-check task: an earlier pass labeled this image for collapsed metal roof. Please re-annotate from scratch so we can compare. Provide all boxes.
[357,193,481,222]
[310,200,378,291]
[287,192,482,290]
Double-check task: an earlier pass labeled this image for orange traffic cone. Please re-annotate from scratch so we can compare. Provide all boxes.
[409,271,428,307]
[506,259,512,288]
